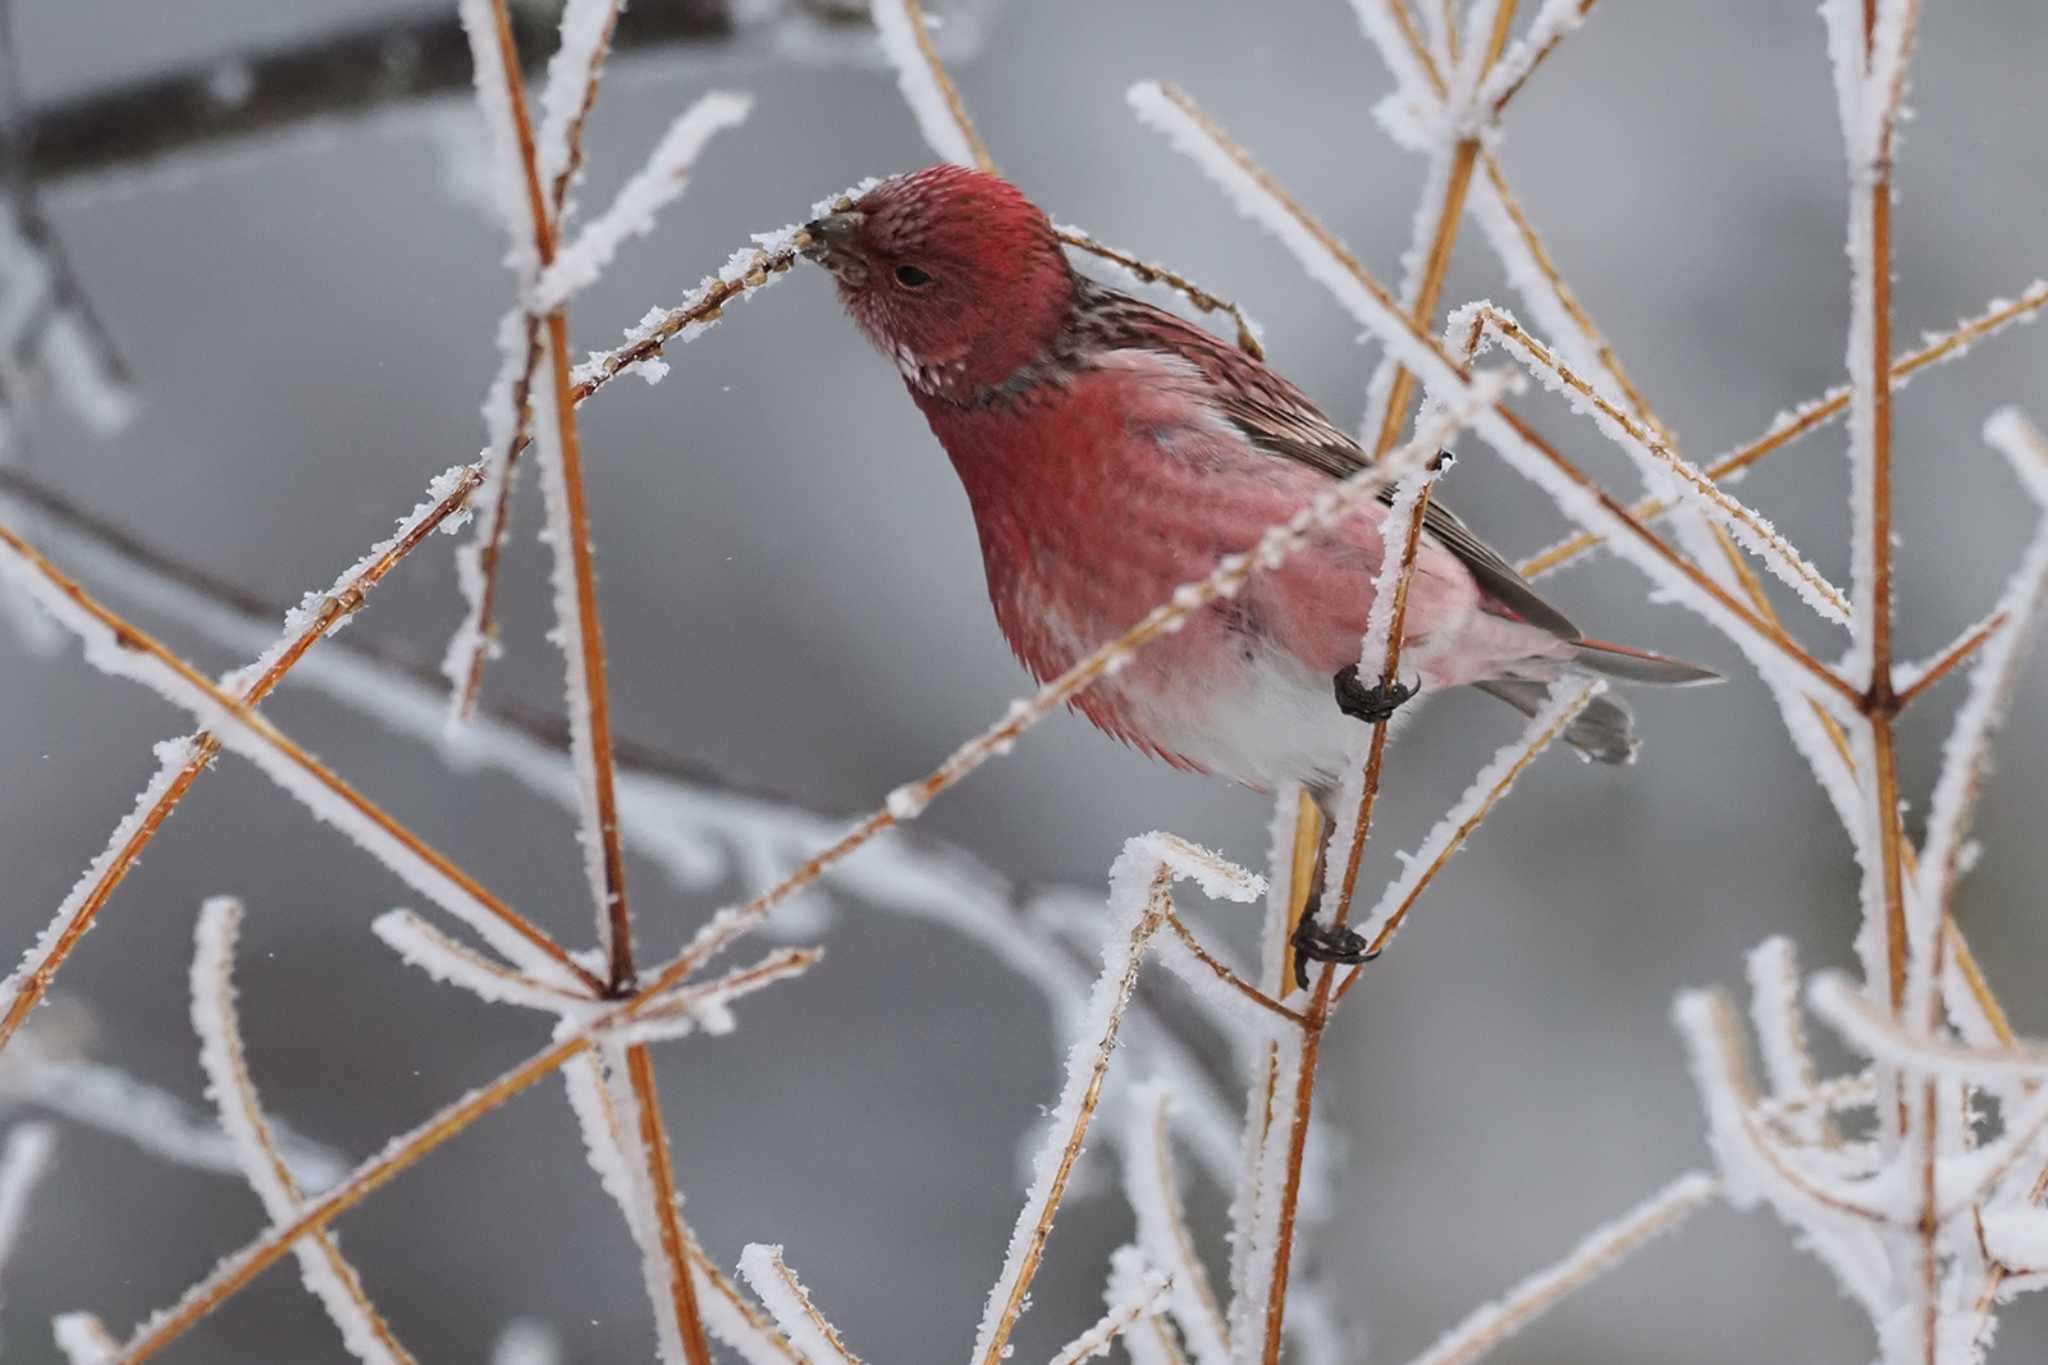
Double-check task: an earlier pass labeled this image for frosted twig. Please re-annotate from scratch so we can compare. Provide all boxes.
[1672,990,1885,1225]
[372,911,598,1016]
[1335,677,1599,996]
[1894,610,2006,708]
[0,463,529,1051]
[1516,280,2048,581]
[1154,912,1305,1033]
[1126,79,1855,705]
[191,899,416,1365]
[1053,225,1265,359]
[971,837,1260,1365]
[0,510,590,993]
[619,1045,717,1365]
[619,948,822,1046]
[1051,1258,1172,1365]
[1810,973,2048,1086]
[1458,303,1850,624]
[534,91,754,310]
[533,0,624,222]
[1402,1172,1714,1365]
[1477,0,1598,113]
[99,1029,597,1362]
[736,1245,863,1365]
[871,0,995,172]
[1744,938,1822,1124]
[1907,412,2048,1018]
[1320,451,1449,948]
[1120,1084,1230,1365]
[461,0,639,988]
[0,1120,51,1297]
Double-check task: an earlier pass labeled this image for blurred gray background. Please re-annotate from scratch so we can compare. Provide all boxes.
[3,0,2047,1360]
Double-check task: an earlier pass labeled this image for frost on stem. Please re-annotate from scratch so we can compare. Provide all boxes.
[1118,1083,1230,1365]
[1050,1251,1172,1365]
[970,835,1259,1365]
[191,899,416,1365]
[736,1244,864,1365]
[870,0,992,172]
[534,91,755,310]
[1403,1173,1716,1365]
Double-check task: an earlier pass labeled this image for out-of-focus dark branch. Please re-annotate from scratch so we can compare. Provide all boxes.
[22,1,734,184]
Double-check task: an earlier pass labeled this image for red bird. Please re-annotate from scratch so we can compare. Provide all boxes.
[802,166,1714,953]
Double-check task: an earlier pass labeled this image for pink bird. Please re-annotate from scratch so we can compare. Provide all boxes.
[802,165,1716,966]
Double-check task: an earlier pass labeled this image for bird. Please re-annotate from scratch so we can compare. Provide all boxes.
[799,164,1718,967]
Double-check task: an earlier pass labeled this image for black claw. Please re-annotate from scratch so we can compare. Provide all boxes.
[1290,914,1380,989]
[1333,664,1420,725]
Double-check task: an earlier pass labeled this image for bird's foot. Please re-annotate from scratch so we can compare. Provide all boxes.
[1290,914,1379,990]
[1334,664,1420,725]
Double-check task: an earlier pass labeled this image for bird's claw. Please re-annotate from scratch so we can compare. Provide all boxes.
[1333,664,1420,725]
[1290,914,1379,989]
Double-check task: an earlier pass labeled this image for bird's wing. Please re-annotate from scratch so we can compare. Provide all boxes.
[1082,284,1580,639]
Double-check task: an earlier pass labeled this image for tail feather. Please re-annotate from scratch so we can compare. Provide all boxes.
[1570,637,1722,687]
[1476,678,1639,765]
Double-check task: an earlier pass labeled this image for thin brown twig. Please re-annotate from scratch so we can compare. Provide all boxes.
[1514,280,2048,581]
[1332,681,1596,1001]
[194,900,418,1364]
[1898,612,2008,709]
[0,509,598,997]
[1465,303,1851,623]
[625,1044,716,1365]
[1367,0,1521,461]
[898,0,997,173]
[1054,226,1266,359]
[478,0,638,988]
[1159,911,1308,1028]
[109,1032,593,1363]
[977,872,1169,1365]
[1260,457,1442,1365]
[1485,0,1601,114]
[0,465,496,1051]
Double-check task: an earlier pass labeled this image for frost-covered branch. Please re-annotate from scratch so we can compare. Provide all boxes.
[191,899,416,1365]
[1402,1172,1714,1365]
[736,1245,863,1364]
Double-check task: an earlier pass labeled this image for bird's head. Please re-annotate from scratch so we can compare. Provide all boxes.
[800,165,1074,398]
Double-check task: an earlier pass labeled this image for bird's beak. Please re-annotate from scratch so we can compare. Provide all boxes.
[798,210,870,287]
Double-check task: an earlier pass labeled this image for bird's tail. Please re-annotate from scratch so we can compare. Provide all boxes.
[1475,678,1640,765]
[1569,637,1722,687]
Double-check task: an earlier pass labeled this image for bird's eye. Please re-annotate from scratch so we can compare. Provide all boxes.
[893,264,935,290]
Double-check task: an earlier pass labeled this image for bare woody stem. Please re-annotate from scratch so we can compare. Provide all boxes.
[1260,460,1442,1365]
[1367,0,1521,461]
[1515,282,2048,581]
[625,1044,716,1365]
[0,465,495,1052]
[478,0,637,988]
[0,507,599,998]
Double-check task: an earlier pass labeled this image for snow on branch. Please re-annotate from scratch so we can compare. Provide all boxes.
[736,1244,863,1364]
[1119,1083,1230,1365]
[1454,301,1850,625]
[871,0,995,172]
[1402,1172,1715,1365]
[191,898,417,1365]
[1903,412,2048,1020]
[0,505,589,993]
[534,90,754,311]
[372,911,599,1017]
[1050,1254,1172,1365]
[1342,677,1601,970]
[970,835,1259,1365]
